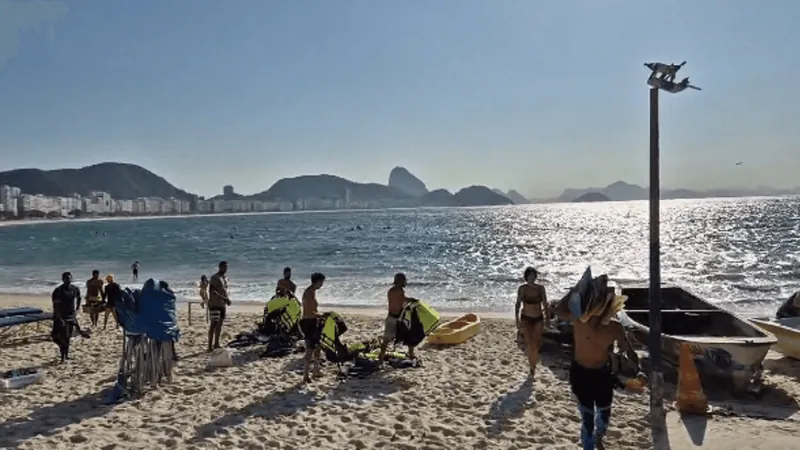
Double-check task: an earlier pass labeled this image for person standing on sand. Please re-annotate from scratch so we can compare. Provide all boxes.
[199,274,209,306]
[207,261,231,352]
[300,272,325,383]
[515,267,548,378]
[378,273,418,364]
[551,283,640,450]
[275,267,297,297]
[102,274,122,330]
[131,261,139,281]
[85,270,104,327]
[51,272,88,363]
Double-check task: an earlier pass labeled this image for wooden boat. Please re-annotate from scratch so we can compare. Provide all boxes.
[750,317,800,360]
[618,285,777,391]
[427,313,480,345]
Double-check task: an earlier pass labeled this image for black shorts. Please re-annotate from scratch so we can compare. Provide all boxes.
[569,361,615,410]
[209,306,227,323]
[300,318,320,349]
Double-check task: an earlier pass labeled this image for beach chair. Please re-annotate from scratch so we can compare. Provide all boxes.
[0,307,43,318]
[0,311,54,339]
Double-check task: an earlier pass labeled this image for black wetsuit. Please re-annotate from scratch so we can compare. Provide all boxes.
[51,283,81,361]
[103,282,122,309]
[569,361,616,450]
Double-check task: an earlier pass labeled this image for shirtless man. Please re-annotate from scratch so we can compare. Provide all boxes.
[276,267,297,297]
[300,272,325,383]
[515,267,548,378]
[85,270,105,327]
[207,261,231,352]
[378,273,417,363]
[552,292,640,450]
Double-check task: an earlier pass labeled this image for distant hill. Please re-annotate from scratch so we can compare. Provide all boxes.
[421,189,455,206]
[453,186,514,207]
[492,188,529,204]
[253,174,411,203]
[388,167,428,196]
[573,192,611,203]
[553,181,800,203]
[0,162,196,200]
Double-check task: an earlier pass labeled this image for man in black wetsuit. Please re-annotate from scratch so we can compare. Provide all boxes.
[102,274,122,330]
[51,272,88,363]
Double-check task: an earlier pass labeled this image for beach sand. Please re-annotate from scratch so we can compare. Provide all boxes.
[1,294,799,450]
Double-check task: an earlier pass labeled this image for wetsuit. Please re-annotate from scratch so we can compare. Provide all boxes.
[569,361,616,450]
[103,282,123,326]
[51,283,81,361]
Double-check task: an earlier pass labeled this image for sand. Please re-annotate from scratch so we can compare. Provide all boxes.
[1,294,799,450]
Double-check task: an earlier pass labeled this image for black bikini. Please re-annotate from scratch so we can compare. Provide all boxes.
[520,287,544,324]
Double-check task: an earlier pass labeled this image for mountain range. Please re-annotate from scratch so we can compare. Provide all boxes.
[550,181,800,203]
[2,163,796,207]
[0,163,513,208]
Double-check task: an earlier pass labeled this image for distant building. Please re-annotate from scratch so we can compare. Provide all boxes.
[223,185,234,197]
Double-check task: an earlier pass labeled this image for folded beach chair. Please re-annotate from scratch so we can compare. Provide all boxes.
[0,307,44,319]
[0,312,54,338]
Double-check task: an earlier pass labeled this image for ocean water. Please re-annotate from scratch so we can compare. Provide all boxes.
[0,197,798,316]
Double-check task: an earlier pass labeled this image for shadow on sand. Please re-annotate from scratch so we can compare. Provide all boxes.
[190,362,413,444]
[485,375,535,438]
[0,387,115,448]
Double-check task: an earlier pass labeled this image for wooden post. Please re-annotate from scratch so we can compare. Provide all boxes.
[649,87,669,448]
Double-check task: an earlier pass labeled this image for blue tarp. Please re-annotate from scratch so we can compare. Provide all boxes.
[115,279,180,341]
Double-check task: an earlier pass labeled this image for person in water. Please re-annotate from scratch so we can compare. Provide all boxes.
[51,272,88,363]
[378,273,418,364]
[131,261,140,280]
[515,267,548,378]
[552,284,640,450]
[776,290,800,318]
[102,274,122,330]
[300,272,325,383]
[85,270,105,327]
[207,261,231,352]
[276,267,297,297]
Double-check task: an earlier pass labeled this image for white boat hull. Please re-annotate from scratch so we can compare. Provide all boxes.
[750,317,800,360]
[617,285,777,391]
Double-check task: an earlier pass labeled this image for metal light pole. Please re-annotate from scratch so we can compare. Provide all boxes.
[644,61,700,449]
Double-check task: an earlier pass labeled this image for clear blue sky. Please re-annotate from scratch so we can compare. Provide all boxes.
[0,0,798,198]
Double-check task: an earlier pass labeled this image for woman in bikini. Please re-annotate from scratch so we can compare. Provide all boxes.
[515,266,548,378]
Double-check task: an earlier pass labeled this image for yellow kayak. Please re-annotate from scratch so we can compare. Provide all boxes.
[427,313,480,345]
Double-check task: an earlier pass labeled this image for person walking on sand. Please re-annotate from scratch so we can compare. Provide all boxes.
[378,273,418,364]
[275,267,297,297]
[551,278,640,450]
[51,272,89,363]
[515,267,548,378]
[102,274,122,330]
[85,270,105,327]
[300,272,325,383]
[207,261,231,352]
[131,261,140,281]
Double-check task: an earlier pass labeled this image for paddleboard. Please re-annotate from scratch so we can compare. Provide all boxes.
[568,266,592,318]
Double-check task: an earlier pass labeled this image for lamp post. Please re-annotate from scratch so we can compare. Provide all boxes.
[644,61,700,449]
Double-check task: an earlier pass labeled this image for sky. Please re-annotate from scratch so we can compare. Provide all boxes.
[0,0,798,199]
